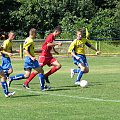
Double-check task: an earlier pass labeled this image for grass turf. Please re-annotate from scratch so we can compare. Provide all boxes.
[0,56,120,120]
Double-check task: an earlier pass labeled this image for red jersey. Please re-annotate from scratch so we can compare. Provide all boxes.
[40,33,55,57]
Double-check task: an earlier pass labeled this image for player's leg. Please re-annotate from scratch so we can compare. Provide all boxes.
[34,66,45,90]
[7,69,31,87]
[70,56,80,78]
[2,57,13,78]
[8,56,33,87]
[44,58,61,78]
[23,72,37,87]
[4,67,13,78]
[75,63,85,85]
[31,60,45,90]
[70,68,80,78]
[24,59,45,90]
[75,55,88,85]
[23,56,45,87]
[0,67,15,97]
[43,59,61,88]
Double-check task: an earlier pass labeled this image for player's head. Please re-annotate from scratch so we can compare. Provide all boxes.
[76,29,83,40]
[8,31,15,40]
[29,28,37,38]
[53,25,62,37]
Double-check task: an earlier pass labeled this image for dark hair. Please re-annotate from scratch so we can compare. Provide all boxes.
[54,25,62,32]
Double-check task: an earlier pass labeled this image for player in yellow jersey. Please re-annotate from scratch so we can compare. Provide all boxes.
[7,28,45,90]
[0,46,15,97]
[68,29,100,85]
[1,31,14,78]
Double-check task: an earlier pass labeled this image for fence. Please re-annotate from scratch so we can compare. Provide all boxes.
[0,39,120,58]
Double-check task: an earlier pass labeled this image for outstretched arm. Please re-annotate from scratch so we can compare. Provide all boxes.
[47,42,62,47]
[85,41,101,55]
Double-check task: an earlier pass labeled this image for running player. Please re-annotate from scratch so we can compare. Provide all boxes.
[7,28,45,90]
[1,31,14,78]
[23,26,62,89]
[68,29,101,85]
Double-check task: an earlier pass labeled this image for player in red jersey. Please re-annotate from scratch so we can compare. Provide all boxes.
[23,26,62,89]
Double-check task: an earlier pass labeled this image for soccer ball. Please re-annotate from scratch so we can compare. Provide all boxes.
[80,80,88,88]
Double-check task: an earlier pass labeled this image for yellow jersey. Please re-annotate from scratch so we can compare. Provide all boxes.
[68,38,90,55]
[2,39,12,57]
[23,37,35,57]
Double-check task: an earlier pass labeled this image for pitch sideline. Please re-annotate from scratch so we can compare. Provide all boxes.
[10,87,120,103]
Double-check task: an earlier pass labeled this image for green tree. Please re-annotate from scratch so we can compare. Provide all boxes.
[0,0,21,31]
[113,1,120,38]
[89,9,115,38]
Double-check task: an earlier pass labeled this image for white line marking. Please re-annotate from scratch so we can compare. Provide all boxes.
[11,87,120,103]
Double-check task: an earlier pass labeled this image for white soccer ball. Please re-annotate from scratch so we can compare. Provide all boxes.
[80,80,88,88]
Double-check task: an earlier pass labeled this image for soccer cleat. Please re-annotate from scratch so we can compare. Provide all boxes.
[75,81,81,85]
[71,69,75,78]
[7,78,12,87]
[5,91,15,97]
[44,84,51,90]
[41,86,47,91]
[45,77,50,84]
[23,84,30,89]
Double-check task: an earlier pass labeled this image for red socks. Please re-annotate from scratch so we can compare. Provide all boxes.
[44,66,59,78]
[24,72,37,85]
[24,66,60,85]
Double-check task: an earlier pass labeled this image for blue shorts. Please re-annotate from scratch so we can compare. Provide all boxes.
[24,56,40,70]
[1,57,12,71]
[0,66,3,72]
[72,54,88,67]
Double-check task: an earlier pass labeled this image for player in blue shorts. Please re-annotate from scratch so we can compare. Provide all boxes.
[0,47,15,97]
[68,29,101,85]
[1,31,15,78]
[7,28,45,90]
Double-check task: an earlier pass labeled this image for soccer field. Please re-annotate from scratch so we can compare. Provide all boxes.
[0,56,120,120]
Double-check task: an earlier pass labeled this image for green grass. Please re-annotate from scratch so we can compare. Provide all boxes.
[0,56,120,120]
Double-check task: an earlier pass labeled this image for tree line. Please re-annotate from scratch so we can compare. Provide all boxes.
[0,0,120,39]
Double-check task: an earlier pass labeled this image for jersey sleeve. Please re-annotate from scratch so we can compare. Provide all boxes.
[85,39,91,47]
[68,40,76,53]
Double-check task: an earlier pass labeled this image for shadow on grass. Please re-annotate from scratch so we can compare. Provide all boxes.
[47,88,70,91]
[11,94,40,98]
[13,82,39,86]
[47,85,79,91]
[88,82,103,86]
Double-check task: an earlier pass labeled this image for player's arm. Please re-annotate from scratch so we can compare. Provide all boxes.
[71,51,80,60]
[85,41,101,55]
[24,49,36,61]
[47,42,62,47]
[1,50,13,57]
[68,40,80,60]
[53,47,59,55]
[1,42,13,57]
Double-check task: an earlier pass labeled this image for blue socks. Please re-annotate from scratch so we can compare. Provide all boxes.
[10,74,25,81]
[39,74,44,90]
[73,69,80,73]
[1,81,9,95]
[77,71,84,82]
